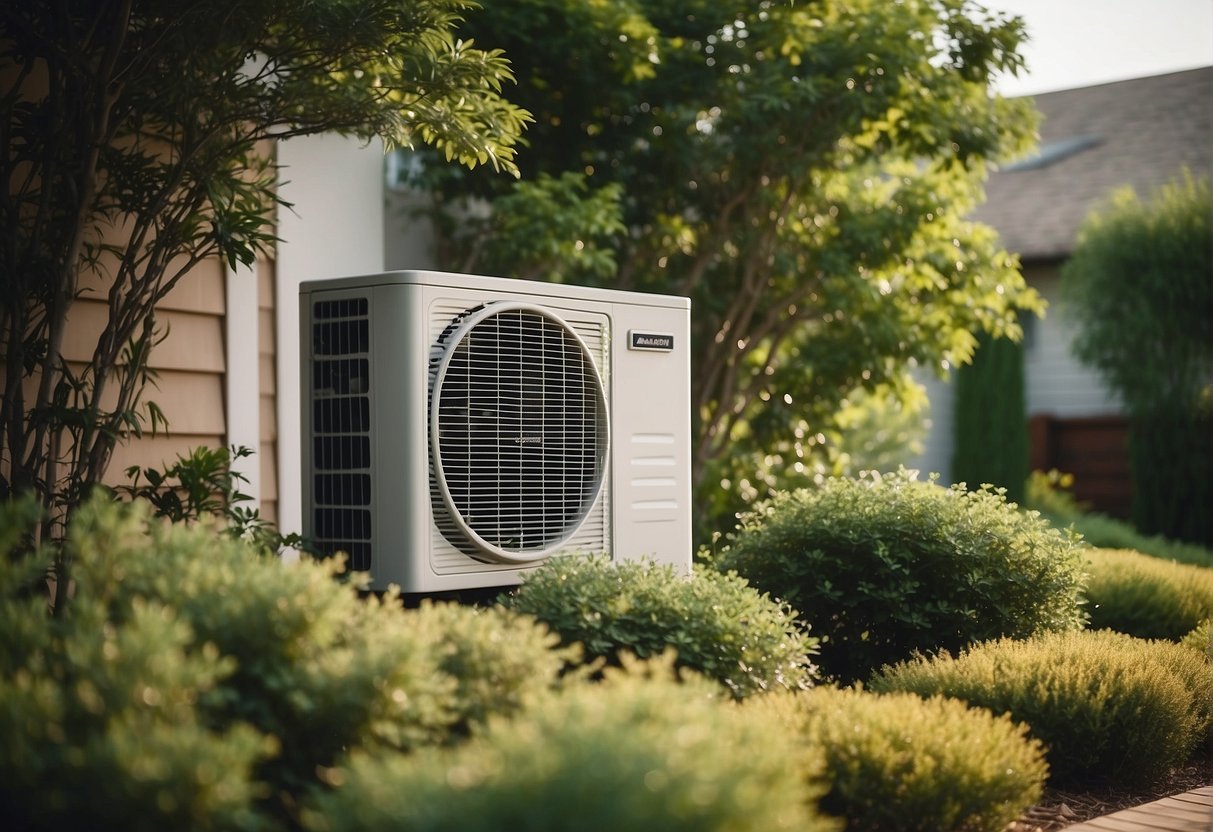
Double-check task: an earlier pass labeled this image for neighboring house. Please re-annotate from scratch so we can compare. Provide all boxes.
[908,66,1213,517]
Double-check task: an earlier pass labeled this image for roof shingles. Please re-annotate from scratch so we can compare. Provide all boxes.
[974,67,1213,261]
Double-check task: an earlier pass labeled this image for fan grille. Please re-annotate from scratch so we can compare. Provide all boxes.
[430,304,608,560]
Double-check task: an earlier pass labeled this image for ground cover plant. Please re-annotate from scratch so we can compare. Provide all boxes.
[711,470,1087,682]
[505,555,817,697]
[302,659,836,832]
[1083,547,1213,641]
[872,630,1213,790]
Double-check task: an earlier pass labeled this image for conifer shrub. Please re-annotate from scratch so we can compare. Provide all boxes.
[1083,548,1213,640]
[302,658,835,832]
[872,630,1213,788]
[712,471,1086,682]
[768,687,1047,832]
[0,498,569,828]
[1182,620,1212,655]
[504,555,817,697]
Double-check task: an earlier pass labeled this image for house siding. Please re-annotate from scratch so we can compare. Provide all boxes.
[84,258,228,485]
[258,258,279,524]
[1022,265,1121,417]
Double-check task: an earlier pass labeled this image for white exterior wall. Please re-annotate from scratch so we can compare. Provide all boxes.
[902,264,1123,484]
[904,368,955,481]
[275,134,387,536]
[1022,265,1122,417]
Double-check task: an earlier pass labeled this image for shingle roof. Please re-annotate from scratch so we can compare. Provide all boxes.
[973,66,1213,261]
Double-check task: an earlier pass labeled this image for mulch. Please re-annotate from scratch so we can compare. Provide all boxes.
[1007,757,1213,831]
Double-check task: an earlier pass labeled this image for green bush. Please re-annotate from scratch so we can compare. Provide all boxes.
[712,471,1087,682]
[1026,470,1213,567]
[0,498,569,828]
[0,501,270,831]
[407,600,573,742]
[952,333,1028,504]
[302,658,835,832]
[1083,548,1213,640]
[504,555,817,697]
[872,630,1213,789]
[773,687,1046,832]
[1182,620,1212,655]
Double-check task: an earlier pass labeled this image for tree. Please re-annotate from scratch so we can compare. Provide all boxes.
[402,0,1043,538]
[1061,173,1213,546]
[0,1,529,546]
[952,333,1028,503]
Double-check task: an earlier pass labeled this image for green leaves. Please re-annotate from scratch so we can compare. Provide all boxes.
[713,470,1088,683]
[415,0,1042,540]
[1,0,531,525]
[505,555,818,698]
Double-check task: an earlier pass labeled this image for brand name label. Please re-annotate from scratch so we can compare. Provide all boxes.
[629,331,675,352]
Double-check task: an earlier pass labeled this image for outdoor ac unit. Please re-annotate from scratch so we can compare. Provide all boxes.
[299,270,692,593]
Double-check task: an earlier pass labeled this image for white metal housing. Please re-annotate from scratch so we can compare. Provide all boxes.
[299,270,692,592]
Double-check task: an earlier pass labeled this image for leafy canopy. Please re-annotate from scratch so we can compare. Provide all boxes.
[404,0,1043,537]
[0,1,529,546]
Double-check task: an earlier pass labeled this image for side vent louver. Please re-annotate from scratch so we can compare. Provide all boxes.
[311,297,372,569]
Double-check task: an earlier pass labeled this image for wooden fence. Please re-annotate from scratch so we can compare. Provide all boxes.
[1028,414,1132,519]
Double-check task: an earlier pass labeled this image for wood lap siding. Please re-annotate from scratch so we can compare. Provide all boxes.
[69,258,227,486]
[258,258,279,525]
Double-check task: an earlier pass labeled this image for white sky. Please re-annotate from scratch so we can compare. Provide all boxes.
[985,0,1213,96]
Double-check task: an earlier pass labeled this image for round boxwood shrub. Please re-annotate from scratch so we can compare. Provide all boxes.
[871,629,1213,789]
[711,471,1087,682]
[0,498,570,829]
[302,659,834,832]
[503,555,818,697]
[1082,547,1213,640]
[766,686,1047,832]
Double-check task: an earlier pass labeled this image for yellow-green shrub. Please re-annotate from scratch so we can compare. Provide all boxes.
[0,498,570,828]
[770,687,1047,832]
[302,659,837,832]
[1083,548,1213,640]
[872,630,1212,788]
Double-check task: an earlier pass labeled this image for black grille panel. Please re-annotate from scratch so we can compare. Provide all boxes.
[310,298,372,571]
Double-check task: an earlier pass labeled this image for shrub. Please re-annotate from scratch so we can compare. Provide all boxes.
[406,600,574,742]
[1061,173,1213,547]
[0,501,270,831]
[1,498,570,828]
[712,470,1087,682]
[1182,620,1212,655]
[770,686,1046,832]
[1026,470,1213,567]
[504,555,817,697]
[301,658,835,832]
[1083,548,1213,640]
[872,630,1212,788]
[952,333,1028,504]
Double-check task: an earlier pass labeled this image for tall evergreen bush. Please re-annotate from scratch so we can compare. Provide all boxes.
[952,333,1028,503]
[1061,173,1213,546]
